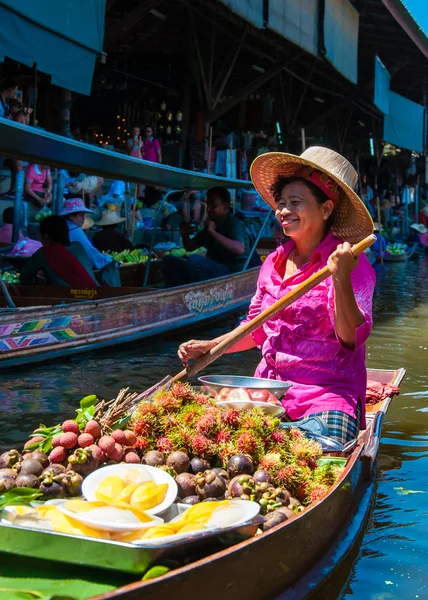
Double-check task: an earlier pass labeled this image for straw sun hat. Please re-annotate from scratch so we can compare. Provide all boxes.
[410,223,428,234]
[95,210,125,227]
[250,147,374,243]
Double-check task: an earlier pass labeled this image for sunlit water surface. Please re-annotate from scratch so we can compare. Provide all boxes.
[1,257,427,599]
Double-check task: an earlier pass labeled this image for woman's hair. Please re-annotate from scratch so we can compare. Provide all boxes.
[271,176,329,205]
[40,216,70,245]
[2,207,14,224]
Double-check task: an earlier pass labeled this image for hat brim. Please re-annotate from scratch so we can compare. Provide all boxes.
[95,216,126,226]
[250,152,374,244]
[60,207,94,216]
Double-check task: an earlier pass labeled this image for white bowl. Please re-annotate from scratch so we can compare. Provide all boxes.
[81,464,178,515]
[216,400,285,417]
[58,502,164,532]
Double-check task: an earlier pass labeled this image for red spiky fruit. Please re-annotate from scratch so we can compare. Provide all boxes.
[214,430,232,445]
[297,457,319,470]
[170,382,195,402]
[191,434,213,457]
[134,437,151,452]
[125,451,140,464]
[157,436,174,453]
[84,420,101,439]
[124,430,137,446]
[59,432,78,449]
[78,433,94,448]
[98,435,115,457]
[62,420,79,435]
[270,430,288,445]
[52,434,62,448]
[309,485,328,503]
[132,414,156,437]
[258,452,283,474]
[276,465,298,486]
[50,446,67,463]
[110,443,124,462]
[88,444,105,463]
[193,393,212,406]
[295,481,311,503]
[236,432,261,458]
[196,414,218,435]
[155,391,182,413]
[288,428,303,440]
[221,408,241,428]
[24,436,44,449]
[111,430,126,445]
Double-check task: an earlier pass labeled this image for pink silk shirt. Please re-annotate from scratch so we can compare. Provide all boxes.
[242,232,376,427]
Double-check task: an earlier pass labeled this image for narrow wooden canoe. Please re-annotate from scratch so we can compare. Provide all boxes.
[94,367,405,600]
[0,268,259,369]
[383,243,417,262]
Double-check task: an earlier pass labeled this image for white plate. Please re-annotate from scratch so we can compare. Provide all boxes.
[81,464,178,515]
[57,502,164,532]
[216,400,285,417]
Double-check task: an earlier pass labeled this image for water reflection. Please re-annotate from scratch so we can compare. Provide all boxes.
[0,259,427,599]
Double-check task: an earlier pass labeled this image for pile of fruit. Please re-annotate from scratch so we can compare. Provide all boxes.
[0,270,19,284]
[162,247,206,258]
[386,242,407,255]
[106,249,149,264]
[215,387,282,406]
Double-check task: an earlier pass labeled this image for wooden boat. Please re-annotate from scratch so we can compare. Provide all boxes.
[92,367,404,600]
[383,243,417,262]
[0,268,259,369]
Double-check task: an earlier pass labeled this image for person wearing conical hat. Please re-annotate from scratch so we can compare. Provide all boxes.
[92,210,133,253]
[178,147,375,445]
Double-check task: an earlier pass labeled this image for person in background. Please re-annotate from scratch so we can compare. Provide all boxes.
[127,126,143,158]
[372,222,387,261]
[0,207,23,245]
[142,125,162,163]
[143,186,178,229]
[169,190,202,225]
[162,186,249,287]
[24,163,52,221]
[418,203,428,227]
[20,216,98,286]
[68,172,104,202]
[0,78,18,119]
[92,210,133,253]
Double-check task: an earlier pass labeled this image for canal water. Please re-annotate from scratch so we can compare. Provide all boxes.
[0,256,427,599]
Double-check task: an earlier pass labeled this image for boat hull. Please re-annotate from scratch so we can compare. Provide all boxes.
[94,368,405,600]
[0,268,259,369]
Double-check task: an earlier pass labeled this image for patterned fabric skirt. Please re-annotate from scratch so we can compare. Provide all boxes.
[309,401,362,445]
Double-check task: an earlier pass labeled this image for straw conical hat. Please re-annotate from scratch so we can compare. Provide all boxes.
[95,210,125,227]
[82,216,94,230]
[250,147,374,243]
[410,223,428,234]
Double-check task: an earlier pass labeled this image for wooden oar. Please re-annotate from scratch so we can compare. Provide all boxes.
[130,234,376,408]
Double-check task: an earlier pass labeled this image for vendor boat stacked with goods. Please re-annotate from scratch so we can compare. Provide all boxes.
[0,368,404,599]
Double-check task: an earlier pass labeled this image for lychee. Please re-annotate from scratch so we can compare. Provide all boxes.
[78,433,94,448]
[98,436,115,457]
[110,443,124,462]
[61,420,79,435]
[84,420,101,439]
[111,430,126,445]
[50,446,67,463]
[123,430,137,446]
[59,432,78,449]
[52,434,62,448]
[24,436,44,449]
[124,451,140,464]
[88,444,105,463]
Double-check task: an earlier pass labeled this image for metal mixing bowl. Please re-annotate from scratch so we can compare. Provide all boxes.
[198,375,292,399]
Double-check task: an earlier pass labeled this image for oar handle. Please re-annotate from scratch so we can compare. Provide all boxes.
[171,234,376,384]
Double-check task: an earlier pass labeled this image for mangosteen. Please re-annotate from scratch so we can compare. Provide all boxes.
[288,497,302,510]
[0,468,17,480]
[253,470,272,484]
[228,475,256,500]
[0,449,21,469]
[166,451,190,474]
[202,497,223,502]
[40,480,66,499]
[181,495,201,505]
[175,473,196,498]
[227,455,254,478]
[276,506,295,519]
[261,509,288,532]
[0,475,16,493]
[62,471,83,496]
[195,470,226,500]
[143,450,165,467]
[211,467,229,481]
[42,464,66,478]
[19,459,44,477]
[24,451,49,469]
[158,465,176,478]
[190,457,210,474]
[67,448,99,477]
[273,487,290,507]
[15,474,40,489]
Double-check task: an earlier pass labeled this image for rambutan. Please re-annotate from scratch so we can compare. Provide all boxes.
[288,427,303,440]
[295,481,311,504]
[160,414,180,432]
[169,382,195,402]
[258,452,283,474]
[196,414,218,435]
[193,393,214,406]
[239,412,264,433]
[214,430,232,445]
[134,437,151,453]
[235,431,262,459]
[134,402,159,417]
[297,457,319,470]
[154,391,183,413]
[314,464,339,487]
[221,408,241,428]
[290,438,322,462]
[218,443,237,466]
[276,465,298,486]
[157,436,174,453]
[132,414,156,438]
[270,429,288,446]
[191,434,213,457]
[308,484,329,503]
[177,405,204,428]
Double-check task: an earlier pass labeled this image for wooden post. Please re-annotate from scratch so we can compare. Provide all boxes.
[207,126,213,174]
[130,185,138,240]
[376,197,384,266]
[301,128,306,152]
[229,138,235,214]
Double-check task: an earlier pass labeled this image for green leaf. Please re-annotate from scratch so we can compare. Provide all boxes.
[0,488,42,509]
[0,577,115,600]
[42,438,53,454]
[111,415,131,430]
[79,395,97,410]
[142,566,170,581]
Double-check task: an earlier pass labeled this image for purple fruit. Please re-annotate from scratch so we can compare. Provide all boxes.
[181,495,201,505]
[15,474,40,489]
[0,468,17,480]
[62,471,83,496]
[211,467,229,481]
[0,449,21,469]
[0,475,16,493]
[190,457,210,474]
[143,451,166,467]
[166,451,190,474]
[67,448,99,477]
[19,459,44,477]
[24,451,49,469]
[175,473,196,498]
[228,474,256,499]
[261,509,289,531]
[227,455,254,478]
[253,469,272,484]
[195,470,226,500]
[40,480,66,499]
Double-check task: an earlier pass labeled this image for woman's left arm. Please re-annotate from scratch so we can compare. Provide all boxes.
[327,242,368,349]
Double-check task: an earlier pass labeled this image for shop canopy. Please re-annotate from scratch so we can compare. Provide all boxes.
[220,0,263,29]
[383,91,425,153]
[0,0,105,95]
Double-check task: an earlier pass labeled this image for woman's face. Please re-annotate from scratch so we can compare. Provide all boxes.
[133,127,140,138]
[275,181,333,241]
[69,212,85,228]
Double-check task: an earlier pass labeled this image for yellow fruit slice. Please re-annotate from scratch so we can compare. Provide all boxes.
[177,522,207,534]
[117,483,139,503]
[130,482,168,511]
[64,500,104,513]
[36,506,107,539]
[95,476,125,503]
[178,500,229,524]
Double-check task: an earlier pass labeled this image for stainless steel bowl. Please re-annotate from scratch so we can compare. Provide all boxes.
[198,375,292,399]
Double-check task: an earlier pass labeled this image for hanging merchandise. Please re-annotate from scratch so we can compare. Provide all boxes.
[176,110,183,122]
[175,125,181,134]
[160,101,166,110]
[167,111,173,122]
[166,125,172,135]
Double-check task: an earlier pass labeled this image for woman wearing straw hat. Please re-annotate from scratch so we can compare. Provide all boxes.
[93,210,133,253]
[178,147,375,444]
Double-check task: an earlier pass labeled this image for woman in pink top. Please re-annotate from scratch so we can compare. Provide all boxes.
[127,126,143,158]
[24,163,52,222]
[178,147,375,444]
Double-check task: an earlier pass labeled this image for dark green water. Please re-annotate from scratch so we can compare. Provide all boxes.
[1,257,427,599]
